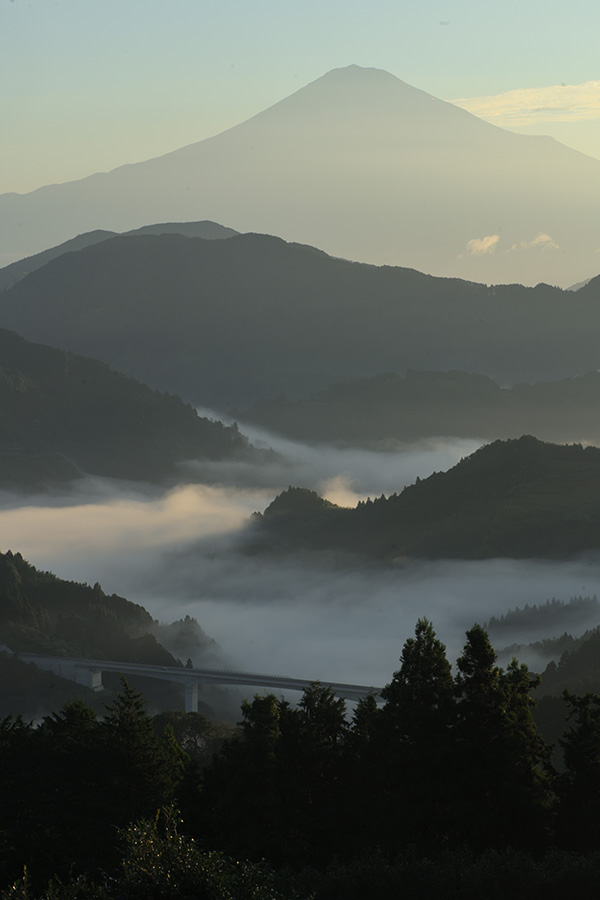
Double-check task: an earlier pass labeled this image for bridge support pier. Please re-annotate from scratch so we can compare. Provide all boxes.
[184,683,198,713]
[74,666,103,691]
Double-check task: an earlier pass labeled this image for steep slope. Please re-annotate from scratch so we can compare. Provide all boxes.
[0,548,163,659]
[237,370,600,446]
[249,437,600,560]
[1,231,599,407]
[0,326,256,490]
[1,65,599,286]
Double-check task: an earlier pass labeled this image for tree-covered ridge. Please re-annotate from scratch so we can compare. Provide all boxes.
[5,623,600,898]
[498,627,600,667]
[0,325,259,490]
[238,369,600,447]
[486,596,599,635]
[0,549,170,663]
[251,436,600,559]
[0,551,233,720]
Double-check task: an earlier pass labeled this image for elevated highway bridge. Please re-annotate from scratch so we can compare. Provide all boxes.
[17,652,383,712]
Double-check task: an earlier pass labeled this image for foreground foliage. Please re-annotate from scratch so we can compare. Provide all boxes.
[3,621,600,897]
[2,808,300,900]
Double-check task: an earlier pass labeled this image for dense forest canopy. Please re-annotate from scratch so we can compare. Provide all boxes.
[4,621,600,898]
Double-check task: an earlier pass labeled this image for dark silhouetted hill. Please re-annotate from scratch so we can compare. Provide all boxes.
[0,548,175,717]
[0,220,237,292]
[2,232,600,407]
[0,230,116,292]
[0,550,226,719]
[0,549,159,659]
[0,326,258,490]
[249,436,600,560]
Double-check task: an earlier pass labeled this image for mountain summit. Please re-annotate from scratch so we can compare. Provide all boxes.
[2,65,599,286]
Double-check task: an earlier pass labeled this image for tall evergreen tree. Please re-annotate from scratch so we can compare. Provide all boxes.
[374,619,457,851]
[99,676,180,827]
[454,625,553,848]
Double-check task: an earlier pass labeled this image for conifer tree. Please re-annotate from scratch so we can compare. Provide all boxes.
[98,677,181,835]
[454,625,553,848]
[376,619,457,850]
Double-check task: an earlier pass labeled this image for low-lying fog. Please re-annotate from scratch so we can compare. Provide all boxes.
[2,429,600,690]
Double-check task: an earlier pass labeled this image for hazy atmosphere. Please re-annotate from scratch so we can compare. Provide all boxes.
[4,0,600,194]
[3,3,600,286]
[3,0,600,703]
[4,3,600,895]
[4,474,600,686]
[0,434,486,677]
[3,432,600,687]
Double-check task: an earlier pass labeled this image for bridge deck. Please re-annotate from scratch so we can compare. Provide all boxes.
[17,652,383,710]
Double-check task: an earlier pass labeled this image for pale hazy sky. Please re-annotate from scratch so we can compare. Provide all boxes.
[3,0,600,195]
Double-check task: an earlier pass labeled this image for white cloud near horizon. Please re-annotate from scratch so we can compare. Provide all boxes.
[461,232,560,260]
[452,81,600,127]
[462,234,500,256]
[511,233,560,252]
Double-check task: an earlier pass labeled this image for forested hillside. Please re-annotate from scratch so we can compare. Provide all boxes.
[3,231,600,407]
[0,550,217,718]
[0,326,259,490]
[249,436,600,559]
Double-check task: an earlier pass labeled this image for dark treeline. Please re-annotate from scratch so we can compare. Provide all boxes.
[4,620,600,899]
[486,595,599,635]
[499,627,600,668]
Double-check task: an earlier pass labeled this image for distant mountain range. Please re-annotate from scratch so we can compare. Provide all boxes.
[237,370,600,447]
[2,230,600,408]
[2,65,600,287]
[0,220,237,292]
[248,436,600,560]
[0,326,258,491]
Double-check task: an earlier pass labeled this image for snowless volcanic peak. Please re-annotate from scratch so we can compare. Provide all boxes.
[1,64,600,287]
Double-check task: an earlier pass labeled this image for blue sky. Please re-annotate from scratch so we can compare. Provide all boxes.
[3,0,600,193]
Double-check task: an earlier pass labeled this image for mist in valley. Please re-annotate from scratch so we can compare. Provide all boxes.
[2,428,599,692]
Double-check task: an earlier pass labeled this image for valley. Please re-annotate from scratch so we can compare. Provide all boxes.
[4,40,600,895]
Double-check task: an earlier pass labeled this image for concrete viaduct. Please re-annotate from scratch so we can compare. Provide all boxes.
[17,652,383,712]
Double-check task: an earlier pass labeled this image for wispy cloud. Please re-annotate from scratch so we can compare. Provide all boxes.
[510,233,560,252]
[452,81,600,127]
[462,234,500,257]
